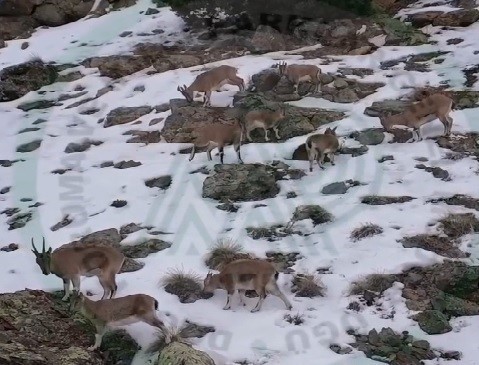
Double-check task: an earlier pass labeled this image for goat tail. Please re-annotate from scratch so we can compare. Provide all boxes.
[154,299,159,310]
[305,138,313,150]
[274,271,279,281]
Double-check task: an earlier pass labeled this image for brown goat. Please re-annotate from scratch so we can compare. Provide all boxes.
[203,259,292,312]
[69,291,165,350]
[31,237,125,301]
[189,121,245,164]
[379,93,454,141]
[304,126,339,172]
[177,65,245,107]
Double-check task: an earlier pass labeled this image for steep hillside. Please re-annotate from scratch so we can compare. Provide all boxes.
[1,0,479,364]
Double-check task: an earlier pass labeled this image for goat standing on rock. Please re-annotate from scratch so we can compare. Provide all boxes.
[278,61,322,94]
[69,291,166,351]
[189,120,245,164]
[379,93,455,142]
[243,106,286,142]
[31,237,125,301]
[177,65,245,107]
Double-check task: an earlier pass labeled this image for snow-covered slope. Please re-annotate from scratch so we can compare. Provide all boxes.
[1,0,479,364]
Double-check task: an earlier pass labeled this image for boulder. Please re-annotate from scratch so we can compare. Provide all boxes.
[0,60,58,102]
[0,0,38,16]
[413,310,452,335]
[163,96,345,143]
[407,9,479,27]
[202,164,281,202]
[103,106,153,128]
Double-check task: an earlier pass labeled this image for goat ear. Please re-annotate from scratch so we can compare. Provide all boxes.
[177,86,181,91]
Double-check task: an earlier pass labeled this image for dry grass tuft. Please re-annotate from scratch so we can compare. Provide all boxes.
[160,267,205,303]
[438,212,479,238]
[284,313,305,325]
[161,267,202,289]
[350,223,384,242]
[291,272,325,298]
[204,237,255,270]
[146,323,193,354]
[349,273,397,295]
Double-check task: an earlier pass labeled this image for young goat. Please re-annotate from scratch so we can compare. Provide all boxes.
[189,121,245,164]
[177,65,245,107]
[305,126,339,172]
[243,106,286,142]
[379,93,455,141]
[203,259,292,312]
[69,291,165,351]
[278,61,322,94]
[31,237,125,301]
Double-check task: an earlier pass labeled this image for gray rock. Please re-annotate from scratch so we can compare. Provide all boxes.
[65,139,102,153]
[250,69,281,92]
[103,106,153,128]
[0,59,57,102]
[16,140,42,153]
[145,176,172,190]
[251,25,286,53]
[351,128,385,145]
[50,215,73,231]
[7,212,32,230]
[363,100,410,117]
[114,160,142,169]
[120,239,171,259]
[290,205,333,226]
[203,164,280,202]
[414,310,452,335]
[322,180,361,195]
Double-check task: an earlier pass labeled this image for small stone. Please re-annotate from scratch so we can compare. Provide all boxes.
[145,175,172,190]
[0,243,19,252]
[16,140,42,153]
[111,200,127,208]
[113,160,142,169]
[145,7,160,15]
[378,155,394,163]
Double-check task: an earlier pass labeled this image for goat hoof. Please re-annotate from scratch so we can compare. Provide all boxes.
[87,346,97,351]
[61,296,69,302]
[250,308,259,313]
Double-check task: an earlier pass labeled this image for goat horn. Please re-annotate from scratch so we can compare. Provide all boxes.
[31,238,38,253]
[42,237,46,252]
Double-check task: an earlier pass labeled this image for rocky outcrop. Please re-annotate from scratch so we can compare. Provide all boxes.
[103,106,153,128]
[249,68,384,101]
[0,59,58,102]
[202,164,281,202]
[163,96,344,144]
[407,9,479,28]
[348,327,456,364]
[352,261,479,336]
[0,289,138,365]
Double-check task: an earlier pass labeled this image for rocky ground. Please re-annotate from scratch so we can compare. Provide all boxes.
[1,0,479,364]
